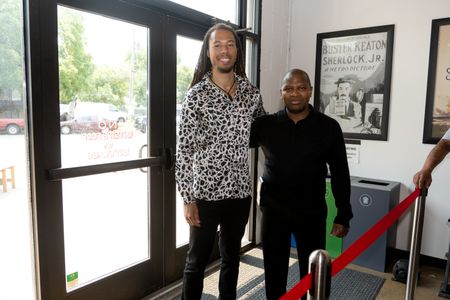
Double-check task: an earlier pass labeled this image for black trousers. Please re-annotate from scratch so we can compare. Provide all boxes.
[181,197,251,300]
[261,206,326,300]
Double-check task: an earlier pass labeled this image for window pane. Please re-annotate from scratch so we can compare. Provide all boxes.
[0,0,35,299]
[176,36,202,247]
[63,170,149,290]
[168,0,238,24]
[57,6,151,291]
[246,0,256,33]
[58,6,149,168]
[245,38,257,85]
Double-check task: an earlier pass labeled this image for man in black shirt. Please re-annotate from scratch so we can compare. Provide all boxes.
[250,69,353,300]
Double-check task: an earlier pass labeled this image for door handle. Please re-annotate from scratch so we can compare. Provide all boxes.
[164,147,175,170]
[139,144,148,173]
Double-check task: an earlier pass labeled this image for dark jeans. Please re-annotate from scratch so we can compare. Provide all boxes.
[181,197,252,300]
[261,206,326,300]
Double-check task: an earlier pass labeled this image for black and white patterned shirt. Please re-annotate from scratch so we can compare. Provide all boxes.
[176,72,265,204]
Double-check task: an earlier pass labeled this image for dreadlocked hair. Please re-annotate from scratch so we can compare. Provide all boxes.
[189,23,246,88]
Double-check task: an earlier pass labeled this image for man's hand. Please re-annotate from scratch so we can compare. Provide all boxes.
[413,170,432,189]
[330,223,348,238]
[184,202,201,227]
[413,139,450,189]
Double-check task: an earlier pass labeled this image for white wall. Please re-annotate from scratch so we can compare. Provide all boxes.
[260,0,450,259]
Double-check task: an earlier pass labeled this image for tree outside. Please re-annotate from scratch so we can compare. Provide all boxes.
[177,64,193,104]
[0,0,23,101]
[58,7,95,104]
[0,0,25,118]
[1,3,195,120]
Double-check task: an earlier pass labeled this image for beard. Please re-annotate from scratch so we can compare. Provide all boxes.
[217,66,234,74]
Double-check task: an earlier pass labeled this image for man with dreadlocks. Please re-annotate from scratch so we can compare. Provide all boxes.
[175,23,265,300]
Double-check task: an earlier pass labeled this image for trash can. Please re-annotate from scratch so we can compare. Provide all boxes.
[343,177,400,272]
[325,180,342,258]
[322,176,360,257]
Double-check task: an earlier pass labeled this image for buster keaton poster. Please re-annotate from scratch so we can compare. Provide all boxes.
[314,25,394,141]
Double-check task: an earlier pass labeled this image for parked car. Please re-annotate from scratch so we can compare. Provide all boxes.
[74,102,127,123]
[60,115,118,134]
[134,116,147,133]
[134,104,181,134]
[60,103,71,121]
[0,118,25,135]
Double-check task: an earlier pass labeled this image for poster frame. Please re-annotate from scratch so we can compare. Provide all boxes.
[422,18,450,144]
[313,25,395,141]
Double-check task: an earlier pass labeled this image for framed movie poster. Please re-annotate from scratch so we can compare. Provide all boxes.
[423,18,450,144]
[314,25,394,141]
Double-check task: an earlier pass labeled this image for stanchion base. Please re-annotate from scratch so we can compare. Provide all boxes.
[439,283,450,299]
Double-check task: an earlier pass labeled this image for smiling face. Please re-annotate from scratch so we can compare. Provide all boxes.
[207,29,237,74]
[281,72,312,117]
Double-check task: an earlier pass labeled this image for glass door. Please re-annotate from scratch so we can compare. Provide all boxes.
[57,6,153,291]
[28,0,167,299]
[0,2,35,299]
[28,0,257,298]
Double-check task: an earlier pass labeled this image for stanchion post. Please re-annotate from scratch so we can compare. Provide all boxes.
[405,188,428,300]
[307,249,331,300]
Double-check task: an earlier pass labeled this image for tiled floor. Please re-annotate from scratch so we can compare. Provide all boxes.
[350,262,446,300]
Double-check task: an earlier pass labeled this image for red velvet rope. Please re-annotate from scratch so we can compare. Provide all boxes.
[280,188,421,300]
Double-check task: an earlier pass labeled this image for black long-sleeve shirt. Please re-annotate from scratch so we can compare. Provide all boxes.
[250,105,353,227]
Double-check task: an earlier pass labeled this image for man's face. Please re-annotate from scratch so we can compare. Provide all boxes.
[337,82,351,100]
[281,74,312,115]
[208,29,237,74]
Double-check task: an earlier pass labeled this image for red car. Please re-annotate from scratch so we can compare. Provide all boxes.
[60,114,118,134]
[0,118,25,135]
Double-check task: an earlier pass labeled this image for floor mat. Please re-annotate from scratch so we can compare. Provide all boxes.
[175,247,385,300]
